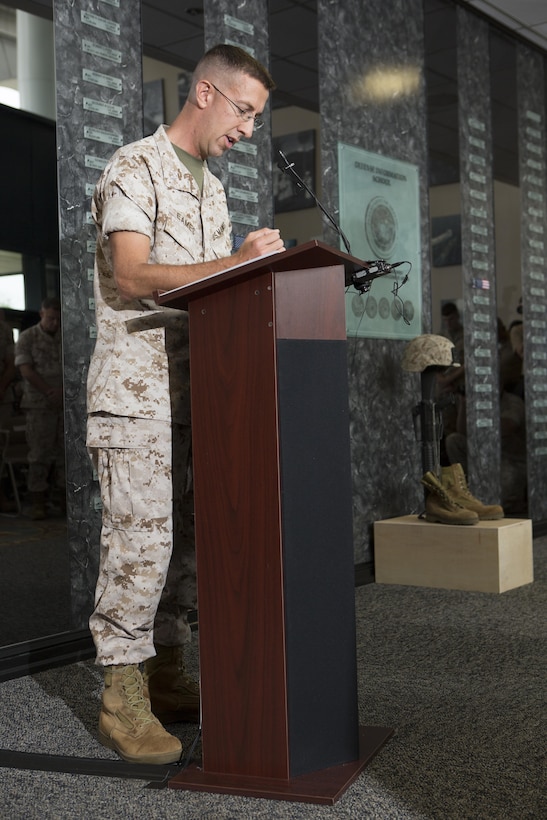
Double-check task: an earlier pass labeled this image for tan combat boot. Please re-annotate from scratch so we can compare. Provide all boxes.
[99,664,182,764]
[421,471,479,525]
[441,463,504,520]
[144,645,200,724]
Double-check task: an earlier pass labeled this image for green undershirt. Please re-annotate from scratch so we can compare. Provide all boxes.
[171,143,205,194]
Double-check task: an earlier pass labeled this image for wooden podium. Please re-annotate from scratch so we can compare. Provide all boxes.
[156,241,393,804]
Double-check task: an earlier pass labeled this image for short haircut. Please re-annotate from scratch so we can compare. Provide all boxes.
[41,297,61,312]
[441,301,459,317]
[195,43,275,92]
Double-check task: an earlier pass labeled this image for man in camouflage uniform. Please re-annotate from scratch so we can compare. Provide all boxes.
[14,298,64,519]
[87,44,284,765]
[0,313,15,420]
[0,313,17,512]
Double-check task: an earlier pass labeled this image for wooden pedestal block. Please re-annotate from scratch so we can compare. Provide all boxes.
[373,516,533,593]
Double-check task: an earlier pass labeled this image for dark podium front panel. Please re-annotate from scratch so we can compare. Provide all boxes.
[277,337,359,776]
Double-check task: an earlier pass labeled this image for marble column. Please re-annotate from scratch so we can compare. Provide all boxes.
[53,0,143,628]
[318,0,431,563]
[517,46,547,521]
[16,11,55,119]
[456,6,501,503]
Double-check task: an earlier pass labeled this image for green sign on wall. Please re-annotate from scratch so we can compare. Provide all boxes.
[338,143,422,339]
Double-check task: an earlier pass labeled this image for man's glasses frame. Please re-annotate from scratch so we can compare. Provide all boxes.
[210,82,265,130]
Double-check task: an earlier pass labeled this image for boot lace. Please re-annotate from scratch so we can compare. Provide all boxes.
[436,485,465,508]
[453,472,474,499]
[122,666,156,726]
[423,474,465,509]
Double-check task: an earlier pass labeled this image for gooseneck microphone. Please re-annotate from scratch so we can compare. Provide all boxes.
[277,149,352,255]
[351,260,407,294]
[276,150,408,294]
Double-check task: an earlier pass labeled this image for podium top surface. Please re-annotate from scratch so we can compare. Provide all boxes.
[155,240,367,310]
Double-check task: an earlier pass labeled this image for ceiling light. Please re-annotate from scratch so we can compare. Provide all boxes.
[352,66,421,103]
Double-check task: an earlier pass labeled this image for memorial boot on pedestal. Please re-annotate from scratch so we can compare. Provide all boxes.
[98,664,182,764]
[441,463,504,520]
[421,471,479,525]
[144,645,200,724]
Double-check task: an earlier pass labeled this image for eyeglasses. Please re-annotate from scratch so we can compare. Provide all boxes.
[210,83,265,130]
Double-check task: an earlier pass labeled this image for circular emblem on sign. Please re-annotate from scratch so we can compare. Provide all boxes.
[364,197,398,259]
[365,295,377,319]
[403,300,415,322]
[391,300,402,321]
[379,297,390,319]
[351,294,365,317]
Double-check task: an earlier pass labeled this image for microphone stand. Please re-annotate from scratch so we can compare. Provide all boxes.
[276,150,409,296]
[277,150,353,255]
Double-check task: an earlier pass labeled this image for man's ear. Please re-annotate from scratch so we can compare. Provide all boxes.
[195,80,212,111]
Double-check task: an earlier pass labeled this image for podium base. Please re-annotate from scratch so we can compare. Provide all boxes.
[167,725,394,805]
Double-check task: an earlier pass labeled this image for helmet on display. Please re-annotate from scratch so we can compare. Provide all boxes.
[401,334,460,372]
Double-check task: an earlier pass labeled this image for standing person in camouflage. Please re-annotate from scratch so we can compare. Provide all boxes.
[87,43,284,765]
[14,298,64,520]
[0,312,17,512]
[0,312,15,419]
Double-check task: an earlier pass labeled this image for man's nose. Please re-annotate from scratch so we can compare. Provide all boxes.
[238,119,255,139]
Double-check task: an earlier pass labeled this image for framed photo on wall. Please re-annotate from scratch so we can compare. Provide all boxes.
[273,130,316,213]
[431,214,462,267]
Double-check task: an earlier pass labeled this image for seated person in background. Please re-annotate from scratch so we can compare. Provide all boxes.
[0,313,17,512]
[14,297,65,520]
[437,301,465,402]
[501,321,524,399]
[510,321,524,357]
[0,313,15,420]
[497,317,512,374]
[445,384,527,515]
[437,302,465,461]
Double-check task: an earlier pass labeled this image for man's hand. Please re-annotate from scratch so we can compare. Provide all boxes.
[232,228,284,264]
